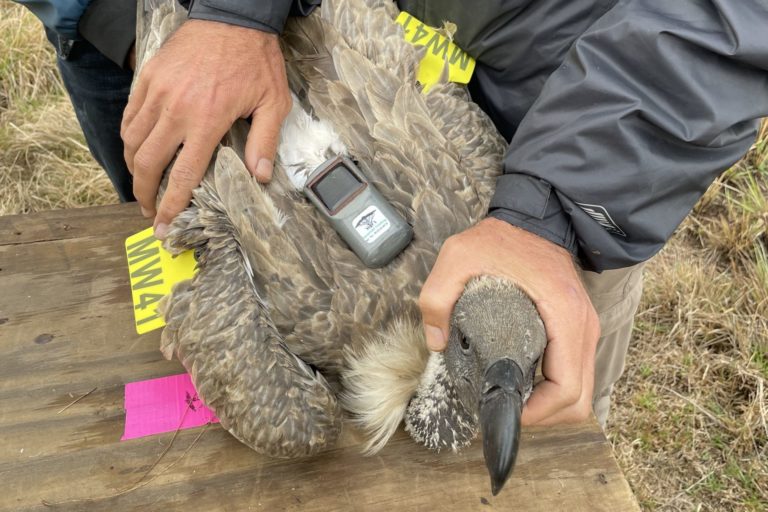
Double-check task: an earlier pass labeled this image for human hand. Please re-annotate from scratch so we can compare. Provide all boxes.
[121,19,291,238]
[418,217,600,425]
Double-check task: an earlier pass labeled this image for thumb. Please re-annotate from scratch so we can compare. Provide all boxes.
[419,253,467,351]
[245,106,285,183]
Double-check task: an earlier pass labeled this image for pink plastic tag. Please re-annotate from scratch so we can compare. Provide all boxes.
[122,373,219,440]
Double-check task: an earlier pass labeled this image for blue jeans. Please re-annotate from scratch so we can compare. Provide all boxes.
[46,29,135,202]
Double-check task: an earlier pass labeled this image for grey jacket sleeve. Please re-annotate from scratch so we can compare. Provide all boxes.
[186,0,320,33]
[487,0,768,272]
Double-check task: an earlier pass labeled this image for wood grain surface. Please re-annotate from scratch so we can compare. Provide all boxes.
[0,204,640,511]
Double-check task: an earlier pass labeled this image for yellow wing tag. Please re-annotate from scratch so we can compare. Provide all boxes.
[396,12,476,90]
[125,227,197,334]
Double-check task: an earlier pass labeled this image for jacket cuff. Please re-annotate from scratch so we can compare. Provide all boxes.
[77,0,136,69]
[488,173,578,256]
[290,0,321,17]
[188,0,299,33]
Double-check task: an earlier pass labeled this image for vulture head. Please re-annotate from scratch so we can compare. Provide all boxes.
[442,278,544,494]
[344,277,546,496]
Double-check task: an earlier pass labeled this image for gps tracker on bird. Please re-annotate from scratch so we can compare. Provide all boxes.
[304,155,412,268]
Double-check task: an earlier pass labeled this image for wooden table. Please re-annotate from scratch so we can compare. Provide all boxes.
[0,204,639,511]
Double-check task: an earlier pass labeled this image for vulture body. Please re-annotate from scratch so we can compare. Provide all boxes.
[138,0,546,493]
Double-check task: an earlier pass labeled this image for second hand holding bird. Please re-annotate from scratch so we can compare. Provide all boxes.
[120,19,292,239]
[419,217,601,426]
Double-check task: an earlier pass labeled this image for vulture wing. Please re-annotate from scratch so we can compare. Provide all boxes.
[138,0,506,457]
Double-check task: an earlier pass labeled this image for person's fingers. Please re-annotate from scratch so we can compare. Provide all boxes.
[521,300,588,425]
[418,236,475,351]
[121,96,162,174]
[153,133,220,239]
[528,395,590,425]
[529,339,596,426]
[132,116,183,218]
[121,72,149,139]
[522,299,600,425]
[244,100,290,183]
[521,380,570,425]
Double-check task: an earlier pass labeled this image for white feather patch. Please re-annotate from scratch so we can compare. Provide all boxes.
[404,352,478,453]
[340,318,429,454]
[278,95,348,190]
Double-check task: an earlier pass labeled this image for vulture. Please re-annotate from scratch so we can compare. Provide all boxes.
[137,0,547,495]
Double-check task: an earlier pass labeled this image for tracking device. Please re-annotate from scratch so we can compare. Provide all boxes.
[303,155,413,268]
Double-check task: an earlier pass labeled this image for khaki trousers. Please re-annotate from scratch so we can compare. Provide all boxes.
[579,263,646,427]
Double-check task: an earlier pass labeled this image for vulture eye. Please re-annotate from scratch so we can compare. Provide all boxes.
[459,334,470,351]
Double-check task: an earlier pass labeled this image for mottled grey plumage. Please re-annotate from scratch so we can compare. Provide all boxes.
[160,150,343,457]
[138,0,542,479]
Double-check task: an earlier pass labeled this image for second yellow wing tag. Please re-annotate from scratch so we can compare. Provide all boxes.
[125,227,197,334]
[396,12,476,90]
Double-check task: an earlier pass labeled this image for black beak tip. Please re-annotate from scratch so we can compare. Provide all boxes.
[491,477,504,497]
[480,358,525,497]
[483,421,519,496]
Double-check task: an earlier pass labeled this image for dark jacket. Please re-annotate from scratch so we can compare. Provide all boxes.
[25,0,768,271]
[403,0,768,271]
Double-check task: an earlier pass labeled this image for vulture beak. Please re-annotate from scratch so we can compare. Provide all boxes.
[479,358,524,496]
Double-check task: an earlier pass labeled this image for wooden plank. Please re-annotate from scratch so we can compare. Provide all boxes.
[0,205,639,512]
[0,203,147,246]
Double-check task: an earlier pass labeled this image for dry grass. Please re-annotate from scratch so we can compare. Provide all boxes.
[609,126,768,510]
[1,1,766,510]
[0,0,116,215]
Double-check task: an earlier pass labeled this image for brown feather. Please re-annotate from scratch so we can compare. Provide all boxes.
[140,0,508,457]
